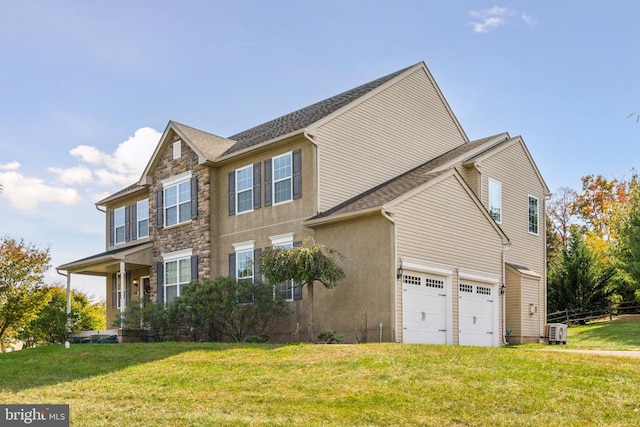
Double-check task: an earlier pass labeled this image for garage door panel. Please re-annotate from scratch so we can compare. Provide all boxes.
[459,282,496,347]
[402,272,448,344]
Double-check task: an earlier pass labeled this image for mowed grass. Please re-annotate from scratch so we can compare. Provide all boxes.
[565,314,640,350]
[1,340,640,426]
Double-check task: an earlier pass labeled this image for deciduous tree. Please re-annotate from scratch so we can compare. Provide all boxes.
[20,286,105,346]
[0,238,51,350]
[260,238,345,341]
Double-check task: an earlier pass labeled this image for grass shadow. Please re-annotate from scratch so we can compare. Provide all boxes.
[0,341,285,393]
[568,316,640,349]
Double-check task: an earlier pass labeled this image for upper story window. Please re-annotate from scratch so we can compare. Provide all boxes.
[273,152,292,205]
[113,207,126,245]
[528,195,539,235]
[236,165,254,214]
[488,178,502,224]
[156,172,197,230]
[159,172,194,228]
[136,199,149,238]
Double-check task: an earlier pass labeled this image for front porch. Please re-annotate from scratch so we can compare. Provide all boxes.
[58,242,154,331]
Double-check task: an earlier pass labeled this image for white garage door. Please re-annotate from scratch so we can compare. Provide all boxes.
[402,272,448,344]
[459,282,496,347]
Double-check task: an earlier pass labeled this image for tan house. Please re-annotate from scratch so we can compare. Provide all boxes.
[59,61,549,346]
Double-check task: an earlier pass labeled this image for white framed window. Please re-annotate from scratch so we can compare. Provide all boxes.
[173,141,181,159]
[273,152,293,205]
[114,207,126,245]
[137,199,149,238]
[236,165,253,214]
[163,249,192,304]
[163,173,192,227]
[528,195,539,235]
[115,274,123,309]
[270,233,294,300]
[488,178,502,223]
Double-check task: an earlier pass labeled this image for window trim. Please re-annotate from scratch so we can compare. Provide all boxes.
[136,198,149,239]
[270,233,294,301]
[235,165,254,214]
[233,241,255,283]
[488,178,502,224]
[162,249,193,304]
[162,172,192,227]
[528,194,539,235]
[113,206,126,245]
[272,151,293,206]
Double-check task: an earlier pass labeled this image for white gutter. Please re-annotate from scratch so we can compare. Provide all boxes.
[56,268,72,348]
[381,209,398,343]
[502,243,511,346]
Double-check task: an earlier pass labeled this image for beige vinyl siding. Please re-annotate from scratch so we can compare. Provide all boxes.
[479,141,546,340]
[393,174,504,344]
[460,164,480,196]
[521,276,543,338]
[480,142,546,282]
[505,268,522,338]
[315,68,467,212]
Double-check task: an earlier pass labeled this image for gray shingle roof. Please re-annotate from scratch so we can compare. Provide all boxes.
[224,64,417,155]
[308,134,506,220]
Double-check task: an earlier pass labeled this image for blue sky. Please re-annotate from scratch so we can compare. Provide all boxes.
[1,1,638,300]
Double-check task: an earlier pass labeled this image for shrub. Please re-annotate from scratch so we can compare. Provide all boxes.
[317,330,342,344]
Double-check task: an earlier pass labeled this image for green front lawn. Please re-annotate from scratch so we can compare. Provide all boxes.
[565,315,640,350]
[1,341,639,426]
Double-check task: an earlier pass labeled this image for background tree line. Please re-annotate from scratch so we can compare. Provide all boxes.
[547,171,640,313]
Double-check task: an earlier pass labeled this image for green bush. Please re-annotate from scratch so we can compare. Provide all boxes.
[317,330,342,344]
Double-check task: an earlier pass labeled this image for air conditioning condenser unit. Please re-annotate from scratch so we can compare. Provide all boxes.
[546,323,567,345]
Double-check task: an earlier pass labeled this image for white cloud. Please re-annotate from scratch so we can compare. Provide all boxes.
[522,13,537,28]
[0,161,21,171]
[469,7,514,33]
[48,165,93,185]
[0,167,82,213]
[66,127,160,188]
[0,127,160,213]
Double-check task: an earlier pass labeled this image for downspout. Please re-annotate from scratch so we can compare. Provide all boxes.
[381,209,397,343]
[502,243,511,346]
[96,205,106,213]
[303,130,321,214]
[56,269,72,348]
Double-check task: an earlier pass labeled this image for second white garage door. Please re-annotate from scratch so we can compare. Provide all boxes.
[458,282,497,347]
[402,272,448,344]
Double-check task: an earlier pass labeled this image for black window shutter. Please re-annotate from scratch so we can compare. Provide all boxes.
[191,255,198,283]
[131,203,138,240]
[111,274,117,308]
[156,189,164,229]
[228,171,236,216]
[228,253,236,278]
[109,210,115,246]
[293,241,302,299]
[264,158,272,207]
[292,149,302,199]
[253,162,261,210]
[156,262,164,305]
[124,205,131,242]
[253,248,262,282]
[190,176,198,220]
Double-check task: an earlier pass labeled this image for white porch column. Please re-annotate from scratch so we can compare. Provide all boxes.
[119,261,126,328]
